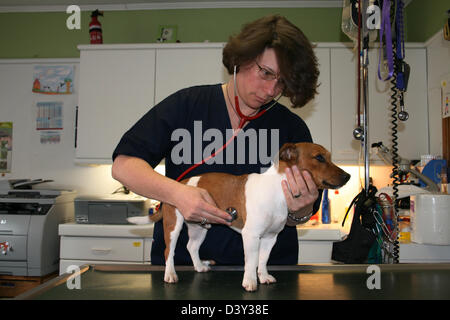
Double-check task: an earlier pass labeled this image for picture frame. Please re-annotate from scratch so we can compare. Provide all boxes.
[158,25,178,43]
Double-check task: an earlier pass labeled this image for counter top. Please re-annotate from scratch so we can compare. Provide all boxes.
[297,223,348,241]
[59,222,347,241]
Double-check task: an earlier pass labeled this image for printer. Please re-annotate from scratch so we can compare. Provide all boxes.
[0,179,75,276]
[74,193,151,224]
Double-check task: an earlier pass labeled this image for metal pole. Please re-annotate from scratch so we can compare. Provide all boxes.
[362,46,370,195]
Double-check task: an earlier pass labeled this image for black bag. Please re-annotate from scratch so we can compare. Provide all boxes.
[332,186,378,263]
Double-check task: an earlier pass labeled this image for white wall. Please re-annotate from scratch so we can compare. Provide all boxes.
[0,57,397,219]
[426,29,450,156]
[0,45,428,219]
[0,59,123,197]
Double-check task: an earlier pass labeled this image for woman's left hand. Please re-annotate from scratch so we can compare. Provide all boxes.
[281,166,319,223]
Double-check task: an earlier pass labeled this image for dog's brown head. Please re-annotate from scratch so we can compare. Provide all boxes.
[277,142,350,189]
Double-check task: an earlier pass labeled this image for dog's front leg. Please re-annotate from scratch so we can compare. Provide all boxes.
[186,223,211,272]
[241,229,260,292]
[257,233,278,285]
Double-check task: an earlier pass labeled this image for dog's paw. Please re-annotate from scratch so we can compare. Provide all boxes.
[258,273,277,284]
[242,277,258,292]
[164,272,179,283]
[194,261,211,273]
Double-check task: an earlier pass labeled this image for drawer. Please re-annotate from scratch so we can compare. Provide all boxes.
[0,215,31,235]
[0,235,27,261]
[0,264,27,276]
[60,236,144,262]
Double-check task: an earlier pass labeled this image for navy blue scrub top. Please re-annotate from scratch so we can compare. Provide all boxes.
[113,84,322,265]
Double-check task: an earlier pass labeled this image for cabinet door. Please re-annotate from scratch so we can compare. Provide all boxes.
[154,47,228,104]
[76,49,156,162]
[330,47,361,162]
[331,47,428,163]
[280,48,331,150]
[368,48,429,161]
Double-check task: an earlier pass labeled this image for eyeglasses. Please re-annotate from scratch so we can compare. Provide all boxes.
[255,62,284,90]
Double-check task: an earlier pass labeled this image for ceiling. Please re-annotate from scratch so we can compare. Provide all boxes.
[0,0,348,12]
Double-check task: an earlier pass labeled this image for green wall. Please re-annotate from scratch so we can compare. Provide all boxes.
[0,1,448,59]
[0,8,343,59]
[405,0,449,43]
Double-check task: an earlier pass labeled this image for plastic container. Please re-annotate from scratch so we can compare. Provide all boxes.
[411,194,450,245]
[321,189,330,224]
[398,217,411,244]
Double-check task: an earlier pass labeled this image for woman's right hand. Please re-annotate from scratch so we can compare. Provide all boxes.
[112,155,231,225]
[174,184,232,226]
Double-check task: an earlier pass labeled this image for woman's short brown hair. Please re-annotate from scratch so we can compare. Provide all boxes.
[223,15,319,108]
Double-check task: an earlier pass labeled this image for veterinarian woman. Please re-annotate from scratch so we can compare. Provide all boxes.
[112,15,322,265]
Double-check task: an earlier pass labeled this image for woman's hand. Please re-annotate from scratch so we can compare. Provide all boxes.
[281,166,319,225]
[174,184,232,226]
[112,155,231,226]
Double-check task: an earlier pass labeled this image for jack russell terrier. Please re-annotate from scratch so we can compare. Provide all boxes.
[129,142,350,291]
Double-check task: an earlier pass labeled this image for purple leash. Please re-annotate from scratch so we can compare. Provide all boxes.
[378,0,394,81]
[395,0,409,92]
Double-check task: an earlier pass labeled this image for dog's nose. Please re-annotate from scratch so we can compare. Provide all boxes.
[342,172,351,184]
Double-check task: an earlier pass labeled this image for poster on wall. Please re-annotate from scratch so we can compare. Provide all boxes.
[0,122,13,173]
[32,65,74,95]
[36,102,63,144]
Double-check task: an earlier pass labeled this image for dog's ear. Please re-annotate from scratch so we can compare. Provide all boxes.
[278,143,299,163]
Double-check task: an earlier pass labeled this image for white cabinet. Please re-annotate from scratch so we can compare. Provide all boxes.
[280,48,332,150]
[330,47,360,161]
[76,44,227,163]
[76,47,156,163]
[369,48,429,161]
[75,43,429,164]
[58,223,153,275]
[297,223,347,263]
[330,46,429,163]
[154,46,228,104]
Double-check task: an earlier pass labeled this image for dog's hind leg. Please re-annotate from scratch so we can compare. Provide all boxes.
[186,223,211,272]
[164,209,184,283]
[257,233,278,284]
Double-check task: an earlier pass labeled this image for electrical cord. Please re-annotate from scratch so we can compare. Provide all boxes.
[390,41,400,264]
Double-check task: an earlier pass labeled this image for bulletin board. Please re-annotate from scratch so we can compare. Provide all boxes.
[0,59,78,178]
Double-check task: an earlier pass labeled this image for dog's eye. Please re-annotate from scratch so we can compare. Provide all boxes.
[315,155,325,163]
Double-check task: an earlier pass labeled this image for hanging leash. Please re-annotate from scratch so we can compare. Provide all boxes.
[394,0,409,92]
[393,0,410,121]
[378,0,394,81]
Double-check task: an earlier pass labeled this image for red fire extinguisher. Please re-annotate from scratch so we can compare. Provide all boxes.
[89,9,103,44]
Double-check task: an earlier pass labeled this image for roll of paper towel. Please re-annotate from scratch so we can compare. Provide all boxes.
[410,194,450,245]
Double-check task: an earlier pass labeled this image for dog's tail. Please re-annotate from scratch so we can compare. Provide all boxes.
[127,208,163,225]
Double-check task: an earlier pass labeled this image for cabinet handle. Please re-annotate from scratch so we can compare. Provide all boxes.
[91,247,112,254]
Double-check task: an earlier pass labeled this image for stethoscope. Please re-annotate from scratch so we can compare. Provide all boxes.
[176,65,281,182]
[232,65,281,127]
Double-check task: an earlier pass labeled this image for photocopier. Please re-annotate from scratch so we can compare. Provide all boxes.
[0,179,75,276]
